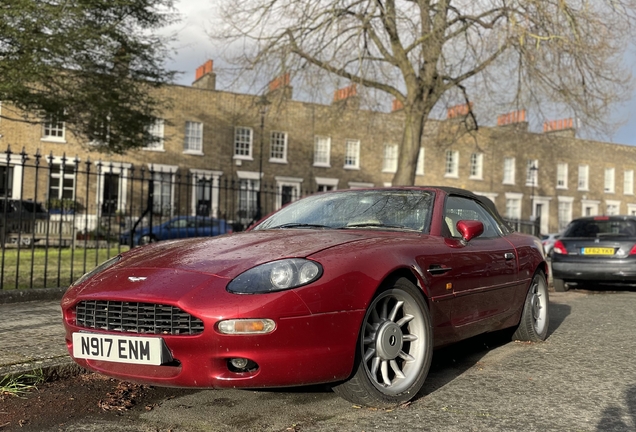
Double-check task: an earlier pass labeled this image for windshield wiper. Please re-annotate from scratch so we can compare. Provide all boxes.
[343,222,418,231]
[270,223,331,229]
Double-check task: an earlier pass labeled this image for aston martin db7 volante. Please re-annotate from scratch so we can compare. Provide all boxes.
[62,187,549,407]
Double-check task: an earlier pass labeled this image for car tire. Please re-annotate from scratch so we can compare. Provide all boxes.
[553,278,567,292]
[332,277,433,408]
[512,271,549,342]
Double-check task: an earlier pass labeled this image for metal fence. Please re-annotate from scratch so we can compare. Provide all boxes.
[0,146,540,290]
[0,147,313,290]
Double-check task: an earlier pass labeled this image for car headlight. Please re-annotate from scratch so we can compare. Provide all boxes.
[71,255,121,287]
[227,258,323,294]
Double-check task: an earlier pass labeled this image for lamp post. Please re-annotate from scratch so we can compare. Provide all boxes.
[255,95,270,221]
[530,163,538,220]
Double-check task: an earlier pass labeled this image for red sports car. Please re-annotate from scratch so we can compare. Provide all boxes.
[61,187,549,407]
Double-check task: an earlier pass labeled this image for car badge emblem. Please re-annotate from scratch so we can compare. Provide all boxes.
[128,276,147,282]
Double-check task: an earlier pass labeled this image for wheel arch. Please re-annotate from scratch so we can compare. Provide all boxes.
[535,261,549,282]
[377,267,431,308]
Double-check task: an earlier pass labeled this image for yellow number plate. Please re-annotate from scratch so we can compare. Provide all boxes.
[581,247,615,255]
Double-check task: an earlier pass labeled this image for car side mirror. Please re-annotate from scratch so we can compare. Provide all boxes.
[456,220,484,242]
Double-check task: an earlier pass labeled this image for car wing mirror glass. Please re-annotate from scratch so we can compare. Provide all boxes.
[457,220,484,242]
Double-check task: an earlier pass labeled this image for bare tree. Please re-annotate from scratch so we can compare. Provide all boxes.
[213,0,635,185]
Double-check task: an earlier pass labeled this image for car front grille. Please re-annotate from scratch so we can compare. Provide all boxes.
[75,300,204,335]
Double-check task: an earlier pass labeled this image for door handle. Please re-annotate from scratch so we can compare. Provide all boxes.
[428,264,452,275]
[504,252,515,260]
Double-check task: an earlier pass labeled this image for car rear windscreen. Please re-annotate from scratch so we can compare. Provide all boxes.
[564,219,636,237]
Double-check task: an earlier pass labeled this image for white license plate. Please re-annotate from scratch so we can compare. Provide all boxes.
[72,333,170,365]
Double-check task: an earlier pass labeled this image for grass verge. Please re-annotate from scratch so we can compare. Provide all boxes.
[0,370,45,398]
[0,245,129,290]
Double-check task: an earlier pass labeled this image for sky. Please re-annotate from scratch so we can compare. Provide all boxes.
[165,0,636,147]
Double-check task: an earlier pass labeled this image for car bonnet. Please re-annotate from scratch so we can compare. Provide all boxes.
[113,229,370,278]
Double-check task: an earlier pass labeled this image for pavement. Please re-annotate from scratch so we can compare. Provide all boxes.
[0,290,83,380]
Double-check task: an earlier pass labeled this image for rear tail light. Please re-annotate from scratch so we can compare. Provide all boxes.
[553,240,568,255]
[630,245,636,255]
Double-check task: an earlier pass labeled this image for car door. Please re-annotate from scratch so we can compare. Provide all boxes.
[443,195,519,338]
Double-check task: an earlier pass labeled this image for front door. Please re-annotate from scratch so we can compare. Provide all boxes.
[443,195,519,338]
[196,178,212,216]
[101,173,120,216]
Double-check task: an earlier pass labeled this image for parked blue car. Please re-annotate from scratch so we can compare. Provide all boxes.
[120,216,232,246]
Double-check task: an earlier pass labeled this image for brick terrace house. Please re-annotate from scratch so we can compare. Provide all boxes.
[1,60,636,235]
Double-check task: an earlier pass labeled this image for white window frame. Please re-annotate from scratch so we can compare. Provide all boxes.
[606,200,621,216]
[144,119,165,151]
[42,112,66,143]
[349,182,374,189]
[444,150,459,178]
[578,165,589,191]
[558,196,574,231]
[556,163,568,189]
[344,139,360,170]
[94,162,131,217]
[624,170,634,195]
[627,203,636,216]
[148,164,178,217]
[190,169,223,217]
[0,153,24,199]
[581,200,600,217]
[313,136,331,167]
[47,156,79,210]
[532,196,552,234]
[315,177,339,192]
[416,148,425,176]
[525,159,539,187]
[236,170,261,222]
[503,157,515,185]
[88,115,112,147]
[275,176,303,210]
[505,192,523,220]
[184,121,203,154]
[234,127,254,160]
[604,168,615,193]
[269,131,288,163]
[382,144,398,173]
[469,153,483,180]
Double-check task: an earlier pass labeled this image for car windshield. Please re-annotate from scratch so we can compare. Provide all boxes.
[564,218,636,237]
[255,189,434,232]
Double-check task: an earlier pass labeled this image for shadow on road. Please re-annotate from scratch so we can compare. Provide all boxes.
[597,385,636,431]
[248,300,574,405]
[417,299,571,402]
[547,301,571,337]
[417,329,514,400]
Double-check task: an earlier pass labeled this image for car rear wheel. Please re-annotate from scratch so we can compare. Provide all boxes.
[553,278,568,292]
[333,277,432,408]
[513,271,549,342]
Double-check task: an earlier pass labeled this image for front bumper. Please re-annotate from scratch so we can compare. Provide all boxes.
[64,310,364,389]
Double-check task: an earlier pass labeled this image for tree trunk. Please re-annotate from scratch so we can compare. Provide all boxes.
[392,103,428,186]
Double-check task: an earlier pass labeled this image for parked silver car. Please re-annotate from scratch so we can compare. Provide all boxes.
[541,233,561,257]
[551,216,636,291]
